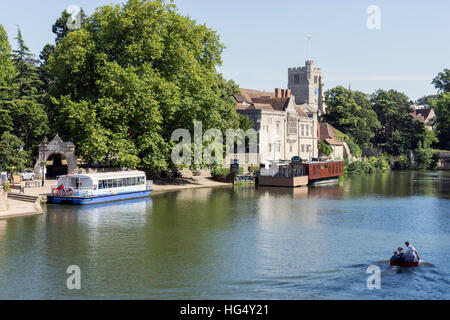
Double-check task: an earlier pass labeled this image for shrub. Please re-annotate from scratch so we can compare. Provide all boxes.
[318,141,333,156]
[248,165,260,174]
[2,180,11,192]
[211,166,243,179]
[414,142,434,169]
[393,154,410,170]
[345,156,390,175]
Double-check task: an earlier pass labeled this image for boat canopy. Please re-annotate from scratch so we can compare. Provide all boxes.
[57,171,146,188]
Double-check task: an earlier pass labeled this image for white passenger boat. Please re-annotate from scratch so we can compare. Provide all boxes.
[48,171,152,205]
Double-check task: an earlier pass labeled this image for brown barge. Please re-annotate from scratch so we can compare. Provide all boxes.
[258,159,344,187]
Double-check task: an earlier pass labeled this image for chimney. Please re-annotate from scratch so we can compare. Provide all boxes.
[286,89,291,97]
[275,88,281,98]
[281,89,285,97]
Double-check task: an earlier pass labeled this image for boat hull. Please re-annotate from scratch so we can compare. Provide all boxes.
[390,260,419,268]
[47,190,152,205]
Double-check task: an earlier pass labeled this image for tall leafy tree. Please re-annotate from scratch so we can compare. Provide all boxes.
[48,0,241,172]
[0,131,29,175]
[430,93,450,150]
[432,69,450,93]
[371,89,429,155]
[0,28,50,150]
[323,86,380,148]
[0,25,16,91]
[0,25,17,133]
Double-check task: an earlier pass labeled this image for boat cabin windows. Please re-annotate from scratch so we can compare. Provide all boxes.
[98,176,145,189]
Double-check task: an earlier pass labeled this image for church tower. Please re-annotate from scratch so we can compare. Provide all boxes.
[288,60,326,115]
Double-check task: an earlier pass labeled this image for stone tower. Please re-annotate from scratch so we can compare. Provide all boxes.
[288,60,326,115]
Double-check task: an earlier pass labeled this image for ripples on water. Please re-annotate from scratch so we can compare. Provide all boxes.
[0,171,449,299]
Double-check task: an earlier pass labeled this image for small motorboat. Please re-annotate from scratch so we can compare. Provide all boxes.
[390,259,419,267]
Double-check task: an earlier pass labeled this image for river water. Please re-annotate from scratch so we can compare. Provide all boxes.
[0,171,449,299]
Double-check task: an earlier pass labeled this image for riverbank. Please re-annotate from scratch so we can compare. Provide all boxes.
[0,199,43,220]
[7,177,232,202]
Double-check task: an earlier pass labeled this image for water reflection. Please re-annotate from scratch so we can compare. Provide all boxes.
[0,171,449,299]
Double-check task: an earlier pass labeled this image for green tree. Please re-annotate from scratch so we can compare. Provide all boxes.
[432,69,450,93]
[323,86,380,148]
[416,94,438,106]
[48,0,241,172]
[430,93,450,150]
[0,132,29,175]
[0,28,49,150]
[0,25,17,133]
[0,25,16,92]
[52,9,87,44]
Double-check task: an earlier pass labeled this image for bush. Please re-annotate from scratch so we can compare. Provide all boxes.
[211,166,243,179]
[414,142,434,169]
[318,141,333,156]
[248,165,260,174]
[2,180,11,192]
[393,154,410,170]
[345,156,390,175]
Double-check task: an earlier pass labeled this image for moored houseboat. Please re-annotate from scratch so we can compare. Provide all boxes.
[47,171,152,205]
[258,159,344,187]
[304,160,344,184]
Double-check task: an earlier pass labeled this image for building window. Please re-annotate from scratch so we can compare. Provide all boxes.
[301,124,305,137]
[277,144,281,152]
[276,121,280,134]
[294,74,300,84]
[289,144,293,153]
[269,143,272,153]
[288,119,297,135]
[301,144,305,153]
[311,125,314,137]
[305,124,309,136]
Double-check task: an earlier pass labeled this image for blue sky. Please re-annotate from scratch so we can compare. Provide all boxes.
[1,0,449,100]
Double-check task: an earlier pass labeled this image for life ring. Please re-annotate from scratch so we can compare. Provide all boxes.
[65,187,74,196]
[52,189,60,197]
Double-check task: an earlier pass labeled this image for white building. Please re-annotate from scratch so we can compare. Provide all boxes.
[234,88,318,166]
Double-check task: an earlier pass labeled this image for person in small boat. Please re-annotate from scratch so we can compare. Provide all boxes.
[396,247,405,262]
[390,250,400,262]
[405,241,419,261]
[403,249,415,263]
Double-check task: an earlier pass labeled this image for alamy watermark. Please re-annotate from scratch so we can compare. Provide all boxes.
[366,265,381,290]
[66,5,82,31]
[366,5,381,30]
[171,121,258,166]
[66,265,81,290]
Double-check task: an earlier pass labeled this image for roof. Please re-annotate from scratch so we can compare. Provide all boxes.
[324,138,344,146]
[319,123,344,146]
[60,171,146,179]
[251,97,290,111]
[410,107,435,122]
[295,106,307,117]
[235,87,310,118]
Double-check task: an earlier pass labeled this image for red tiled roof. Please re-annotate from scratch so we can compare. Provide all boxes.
[325,138,343,146]
[319,123,343,145]
[235,88,309,117]
[251,97,290,111]
[415,108,433,120]
[240,88,275,100]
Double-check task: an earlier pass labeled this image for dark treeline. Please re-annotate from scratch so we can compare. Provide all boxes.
[321,76,450,170]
